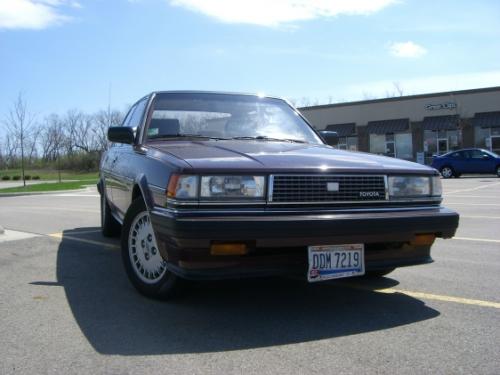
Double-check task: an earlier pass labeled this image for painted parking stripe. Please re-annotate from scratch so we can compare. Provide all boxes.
[452,236,500,244]
[48,233,120,249]
[338,283,500,309]
[444,203,500,206]
[377,288,500,309]
[446,182,500,194]
[459,215,500,219]
[47,232,500,309]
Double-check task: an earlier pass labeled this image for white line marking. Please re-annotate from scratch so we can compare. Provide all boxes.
[446,181,500,194]
[0,229,40,243]
[50,194,100,197]
[443,195,500,198]
[452,236,500,243]
[460,215,500,219]
[444,203,500,206]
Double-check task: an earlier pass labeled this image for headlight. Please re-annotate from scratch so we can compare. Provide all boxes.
[200,176,265,199]
[167,175,199,199]
[431,176,442,196]
[388,176,431,198]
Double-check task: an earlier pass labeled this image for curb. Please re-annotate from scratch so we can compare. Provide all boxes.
[0,186,94,198]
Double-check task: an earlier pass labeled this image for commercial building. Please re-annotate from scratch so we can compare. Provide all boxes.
[299,86,500,164]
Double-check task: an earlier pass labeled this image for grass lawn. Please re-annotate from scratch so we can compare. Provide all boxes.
[0,179,97,193]
[0,169,98,181]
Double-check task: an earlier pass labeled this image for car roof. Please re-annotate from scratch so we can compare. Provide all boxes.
[442,148,494,156]
[149,90,285,101]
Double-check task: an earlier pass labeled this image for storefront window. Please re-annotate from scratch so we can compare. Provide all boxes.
[369,134,386,154]
[334,136,357,150]
[474,127,490,149]
[395,133,413,159]
[370,133,412,159]
[424,130,437,157]
[425,129,462,157]
[346,136,357,151]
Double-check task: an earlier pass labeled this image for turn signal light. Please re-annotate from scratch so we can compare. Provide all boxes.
[410,234,436,246]
[210,243,248,256]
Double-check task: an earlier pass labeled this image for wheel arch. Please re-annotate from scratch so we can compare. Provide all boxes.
[132,174,155,211]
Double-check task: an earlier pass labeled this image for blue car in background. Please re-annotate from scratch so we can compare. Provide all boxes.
[431,148,500,178]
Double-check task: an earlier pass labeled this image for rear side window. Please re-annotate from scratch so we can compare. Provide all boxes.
[469,150,487,159]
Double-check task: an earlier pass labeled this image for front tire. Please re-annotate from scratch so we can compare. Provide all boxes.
[496,166,500,178]
[440,166,455,179]
[121,198,180,300]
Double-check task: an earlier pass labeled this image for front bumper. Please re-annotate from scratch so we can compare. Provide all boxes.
[150,206,459,280]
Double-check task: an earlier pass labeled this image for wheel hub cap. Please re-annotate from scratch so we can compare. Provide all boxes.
[128,211,167,284]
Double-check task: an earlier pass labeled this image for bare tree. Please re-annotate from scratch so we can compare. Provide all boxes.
[92,109,123,152]
[40,114,65,161]
[393,81,404,96]
[3,93,36,186]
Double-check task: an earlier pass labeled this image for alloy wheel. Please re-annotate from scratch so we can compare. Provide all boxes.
[441,167,453,178]
[128,211,167,284]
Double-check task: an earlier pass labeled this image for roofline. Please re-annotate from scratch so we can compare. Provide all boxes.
[299,86,500,111]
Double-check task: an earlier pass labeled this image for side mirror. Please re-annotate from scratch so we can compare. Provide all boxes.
[482,154,490,159]
[319,130,339,145]
[108,127,135,144]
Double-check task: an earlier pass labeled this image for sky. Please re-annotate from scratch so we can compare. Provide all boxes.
[1,0,500,122]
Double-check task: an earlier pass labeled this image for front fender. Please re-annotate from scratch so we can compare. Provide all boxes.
[134,174,155,211]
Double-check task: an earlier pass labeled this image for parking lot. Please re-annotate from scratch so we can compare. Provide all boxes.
[0,177,499,375]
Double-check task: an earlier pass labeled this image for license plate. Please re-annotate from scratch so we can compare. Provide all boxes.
[307,244,365,282]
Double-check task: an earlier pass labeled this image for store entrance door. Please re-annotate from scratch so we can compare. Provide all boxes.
[438,138,448,155]
[491,136,500,154]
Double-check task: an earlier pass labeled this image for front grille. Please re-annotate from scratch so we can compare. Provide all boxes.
[270,175,387,203]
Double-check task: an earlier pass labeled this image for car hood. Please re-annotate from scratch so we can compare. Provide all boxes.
[149,140,434,174]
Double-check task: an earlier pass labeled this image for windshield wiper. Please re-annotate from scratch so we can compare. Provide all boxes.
[230,136,306,144]
[149,134,230,140]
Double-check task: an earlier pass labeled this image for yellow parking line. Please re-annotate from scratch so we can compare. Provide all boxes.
[338,283,500,309]
[48,233,120,250]
[46,232,500,309]
[452,236,500,243]
[377,288,500,309]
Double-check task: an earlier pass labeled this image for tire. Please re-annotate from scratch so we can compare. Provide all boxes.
[440,166,454,179]
[364,268,395,278]
[101,191,121,237]
[496,166,500,178]
[121,197,180,300]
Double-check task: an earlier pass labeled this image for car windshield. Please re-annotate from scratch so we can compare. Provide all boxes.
[145,93,323,144]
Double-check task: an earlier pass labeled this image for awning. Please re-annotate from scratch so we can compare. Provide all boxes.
[472,111,500,128]
[325,123,356,137]
[422,115,459,131]
[366,118,409,134]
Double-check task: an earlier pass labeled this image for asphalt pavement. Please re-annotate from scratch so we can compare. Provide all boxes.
[0,178,499,374]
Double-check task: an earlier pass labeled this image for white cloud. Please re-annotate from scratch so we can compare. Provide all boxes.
[169,0,397,27]
[388,41,427,58]
[0,0,80,30]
